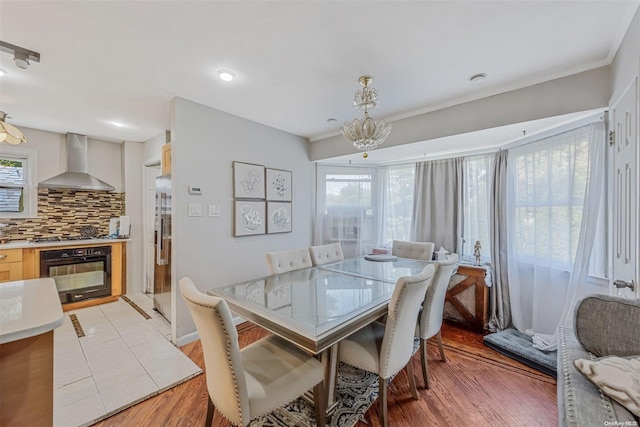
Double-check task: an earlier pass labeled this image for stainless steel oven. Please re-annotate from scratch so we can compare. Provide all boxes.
[39,246,112,304]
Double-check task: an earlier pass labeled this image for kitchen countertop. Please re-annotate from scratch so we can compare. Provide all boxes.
[0,278,64,344]
[0,238,130,249]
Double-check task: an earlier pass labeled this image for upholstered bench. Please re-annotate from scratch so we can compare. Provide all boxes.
[557,294,640,427]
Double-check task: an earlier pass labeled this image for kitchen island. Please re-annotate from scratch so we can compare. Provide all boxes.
[0,278,64,427]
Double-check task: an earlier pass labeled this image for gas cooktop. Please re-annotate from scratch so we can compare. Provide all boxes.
[33,236,99,243]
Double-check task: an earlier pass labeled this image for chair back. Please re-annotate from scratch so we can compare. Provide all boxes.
[265,248,313,274]
[419,254,459,339]
[391,240,435,261]
[309,242,344,266]
[379,264,435,379]
[179,278,250,427]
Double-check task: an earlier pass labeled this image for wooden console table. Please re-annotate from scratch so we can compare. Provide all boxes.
[444,264,490,333]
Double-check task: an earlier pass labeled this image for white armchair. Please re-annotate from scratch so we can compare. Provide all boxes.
[179,277,326,427]
[416,253,459,388]
[339,264,435,427]
[309,242,344,266]
[265,248,313,274]
[391,240,435,261]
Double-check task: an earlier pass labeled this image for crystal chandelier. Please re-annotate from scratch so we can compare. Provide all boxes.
[341,76,391,158]
[0,111,27,145]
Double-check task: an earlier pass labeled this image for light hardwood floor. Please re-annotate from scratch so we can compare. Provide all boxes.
[93,323,557,426]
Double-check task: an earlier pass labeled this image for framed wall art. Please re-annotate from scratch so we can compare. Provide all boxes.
[266,168,292,201]
[234,200,266,236]
[267,201,292,234]
[233,162,265,199]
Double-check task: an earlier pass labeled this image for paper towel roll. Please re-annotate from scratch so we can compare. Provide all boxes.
[118,216,130,236]
[109,218,119,236]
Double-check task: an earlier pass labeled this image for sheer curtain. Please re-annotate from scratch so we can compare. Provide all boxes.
[506,122,605,349]
[314,164,379,258]
[461,155,492,262]
[411,158,463,252]
[377,164,415,248]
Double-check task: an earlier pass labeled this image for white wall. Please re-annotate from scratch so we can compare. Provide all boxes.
[122,140,145,294]
[310,67,611,161]
[611,7,640,100]
[171,97,313,344]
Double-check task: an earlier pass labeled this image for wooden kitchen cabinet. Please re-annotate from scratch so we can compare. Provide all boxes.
[443,264,490,333]
[0,249,23,283]
[162,142,172,174]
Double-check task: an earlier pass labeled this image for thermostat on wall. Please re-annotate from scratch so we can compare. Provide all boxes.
[188,186,202,195]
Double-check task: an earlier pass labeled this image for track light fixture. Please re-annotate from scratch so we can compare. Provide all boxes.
[0,41,40,70]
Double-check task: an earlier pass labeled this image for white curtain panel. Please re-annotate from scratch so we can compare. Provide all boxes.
[506,122,605,349]
[411,157,463,252]
[377,164,415,248]
[314,164,380,258]
[462,154,493,262]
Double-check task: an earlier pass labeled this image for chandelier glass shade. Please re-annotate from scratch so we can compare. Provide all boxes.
[341,76,391,157]
[0,112,27,145]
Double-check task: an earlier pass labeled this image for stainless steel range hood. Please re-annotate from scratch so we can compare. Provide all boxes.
[39,133,115,191]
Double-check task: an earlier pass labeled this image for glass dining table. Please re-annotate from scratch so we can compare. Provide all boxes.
[207,255,430,413]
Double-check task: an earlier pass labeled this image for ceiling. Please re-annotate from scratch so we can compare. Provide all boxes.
[0,1,638,158]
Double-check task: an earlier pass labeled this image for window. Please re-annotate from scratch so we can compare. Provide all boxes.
[0,148,37,218]
[379,164,414,247]
[461,155,492,262]
[508,123,606,276]
[315,165,378,257]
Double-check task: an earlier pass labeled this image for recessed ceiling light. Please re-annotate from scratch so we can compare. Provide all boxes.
[0,68,6,77]
[326,118,337,123]
[469,73,487,83]
[217,70,235,82]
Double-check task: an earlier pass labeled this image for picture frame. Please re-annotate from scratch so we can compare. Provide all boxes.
[233,162,265,199]
[234,200,266,236]
[267,201,292,234]
[266,168,292,201]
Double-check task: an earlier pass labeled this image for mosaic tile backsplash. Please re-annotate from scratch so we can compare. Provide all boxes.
[6,189,125,241]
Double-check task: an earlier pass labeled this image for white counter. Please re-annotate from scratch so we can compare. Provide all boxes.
[0,278,64,344]
[0,237,130,249]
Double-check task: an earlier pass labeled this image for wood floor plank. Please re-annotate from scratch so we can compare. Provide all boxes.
[92,324,556,427]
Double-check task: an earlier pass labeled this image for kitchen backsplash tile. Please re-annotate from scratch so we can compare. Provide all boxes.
[7,189,125,240]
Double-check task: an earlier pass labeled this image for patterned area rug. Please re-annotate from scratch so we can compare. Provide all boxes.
[254,362,377,427]
[253,340,419,427]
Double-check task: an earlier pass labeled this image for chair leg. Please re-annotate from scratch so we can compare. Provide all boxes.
[378,376,389,427]
[205,396,215,427]
[436,330,446,362]
[406,360,419,400]
[420,337,430,389]
[313,381,326,426]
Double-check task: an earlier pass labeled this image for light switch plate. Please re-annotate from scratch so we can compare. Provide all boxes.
[188,203,202,217]
[208,204,220,218]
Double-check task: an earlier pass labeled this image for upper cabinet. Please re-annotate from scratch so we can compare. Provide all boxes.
[162,142,172,175]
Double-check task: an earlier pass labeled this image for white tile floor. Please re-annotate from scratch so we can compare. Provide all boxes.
[53,294,202,427]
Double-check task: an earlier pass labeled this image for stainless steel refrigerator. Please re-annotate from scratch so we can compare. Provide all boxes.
[153,174,172,321]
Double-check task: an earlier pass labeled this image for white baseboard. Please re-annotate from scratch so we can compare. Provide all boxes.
[176,330,200,347]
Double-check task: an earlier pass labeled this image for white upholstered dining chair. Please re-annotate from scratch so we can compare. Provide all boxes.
[391,240,435,261]
[339,264,435,427]
[308,242,344,266]
[416,253,459,389]
[179,277,326,427]
[265,248,313,274]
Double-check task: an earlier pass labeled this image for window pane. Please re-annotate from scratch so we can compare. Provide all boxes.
[462,156,491,262]
[0,187,24,212]
[0,158,24,184]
